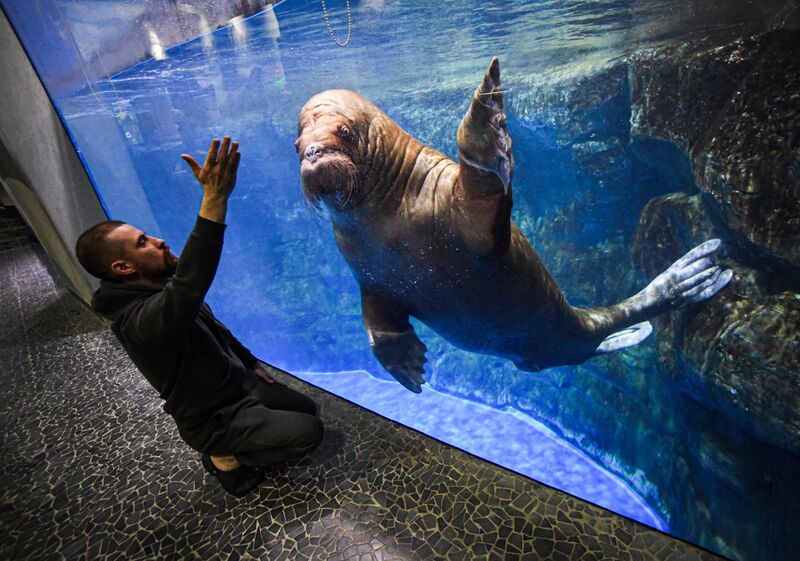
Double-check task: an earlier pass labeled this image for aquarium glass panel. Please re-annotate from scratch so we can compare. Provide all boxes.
[3,1,798,560]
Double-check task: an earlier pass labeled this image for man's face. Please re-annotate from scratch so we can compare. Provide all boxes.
[108,224,178,283]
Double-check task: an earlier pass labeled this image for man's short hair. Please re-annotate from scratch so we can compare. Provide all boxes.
[75,221,127,281]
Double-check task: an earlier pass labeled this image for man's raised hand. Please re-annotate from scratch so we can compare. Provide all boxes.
[181,136,241,224]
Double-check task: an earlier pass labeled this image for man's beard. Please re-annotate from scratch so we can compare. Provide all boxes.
[141,252,178,283]
[162,252,178,278]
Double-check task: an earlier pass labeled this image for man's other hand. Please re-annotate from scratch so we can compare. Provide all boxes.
[253,363,276,384]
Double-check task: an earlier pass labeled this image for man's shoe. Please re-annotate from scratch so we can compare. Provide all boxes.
[201,454,264,497]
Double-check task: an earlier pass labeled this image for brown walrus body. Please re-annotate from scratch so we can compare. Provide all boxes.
[296,58,731,392]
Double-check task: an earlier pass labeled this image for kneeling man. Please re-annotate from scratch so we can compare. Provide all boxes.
[76,137,323,496]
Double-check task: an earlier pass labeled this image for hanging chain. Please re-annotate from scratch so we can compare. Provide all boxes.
[321,0,352,47]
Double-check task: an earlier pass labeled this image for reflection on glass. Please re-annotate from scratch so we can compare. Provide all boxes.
[229,15,248,49]
[264,6,281,40]
[199,15,215,53]
[146,26,167,60]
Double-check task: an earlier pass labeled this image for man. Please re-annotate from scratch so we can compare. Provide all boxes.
[76,137,323,497]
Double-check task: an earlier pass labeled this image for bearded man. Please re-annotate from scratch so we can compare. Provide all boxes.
[75,137,323,496]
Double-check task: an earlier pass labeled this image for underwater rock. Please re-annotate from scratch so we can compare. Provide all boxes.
[632,192,800,454]
[383,29,798,558]
[629,29,800,270]
[629,29,800,457]
[666,391,800,561]
[526,202,640,307]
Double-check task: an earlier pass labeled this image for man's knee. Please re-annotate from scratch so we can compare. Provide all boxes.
[285,388,318,416]
[300,415,324,452]
[302,395,318,417]
[246,414,323,466]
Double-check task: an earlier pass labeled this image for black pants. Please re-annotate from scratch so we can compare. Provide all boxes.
[209,372,324,467]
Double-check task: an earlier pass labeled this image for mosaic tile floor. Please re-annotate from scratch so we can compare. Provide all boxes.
[0,210,725,561]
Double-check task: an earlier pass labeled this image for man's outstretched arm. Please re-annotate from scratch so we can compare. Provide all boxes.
[126,137,241,341]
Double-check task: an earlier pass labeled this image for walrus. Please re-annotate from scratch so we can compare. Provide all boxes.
[296,58,732,393]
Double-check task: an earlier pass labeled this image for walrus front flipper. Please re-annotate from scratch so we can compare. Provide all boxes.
[457,57,513,191]
[455,58,514,257]
[361,289,427,393]
[368,329,428,393]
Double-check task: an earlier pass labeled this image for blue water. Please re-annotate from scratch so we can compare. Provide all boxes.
[25,0,789,554]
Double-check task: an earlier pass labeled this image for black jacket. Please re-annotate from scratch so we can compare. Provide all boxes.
[92,217,258,444]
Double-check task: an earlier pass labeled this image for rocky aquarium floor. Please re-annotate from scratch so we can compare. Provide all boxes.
[0,209,724,561]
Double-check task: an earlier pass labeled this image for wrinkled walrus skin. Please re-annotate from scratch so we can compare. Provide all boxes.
[296,58,732,393]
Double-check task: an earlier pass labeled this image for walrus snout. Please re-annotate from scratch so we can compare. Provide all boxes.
[300,147,361,210]
[304,143,323,163]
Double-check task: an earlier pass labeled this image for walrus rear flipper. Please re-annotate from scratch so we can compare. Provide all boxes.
[595,321,653,354]
[587,239,732,353]
[635,239,734,314]
[361,289,427,393]
[455,58,514,258]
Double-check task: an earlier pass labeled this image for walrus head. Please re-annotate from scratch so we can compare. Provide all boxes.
[296,89,394,212]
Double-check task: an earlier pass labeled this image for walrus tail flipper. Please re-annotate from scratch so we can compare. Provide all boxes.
[454,58,514,258]
[582,239,731,349]
[595,321,653,354]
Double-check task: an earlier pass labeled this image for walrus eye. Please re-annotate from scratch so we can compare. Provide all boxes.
[337,124,353,140]
[293,139,300,153]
